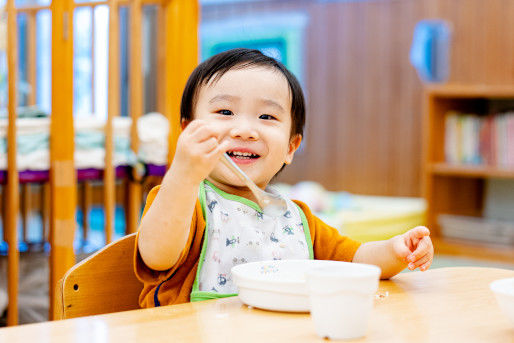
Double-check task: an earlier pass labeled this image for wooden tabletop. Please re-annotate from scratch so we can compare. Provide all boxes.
[1,267,513,342]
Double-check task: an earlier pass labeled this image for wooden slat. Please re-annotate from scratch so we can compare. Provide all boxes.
[183,0,199,89]
[74,1,108,8]
[104,0,120,243]
[126,0,143,234]
[15,5,50,13]
[426,84,514,98]
[126,0,163,5]
[163,0,182,167]
[49,0,77,320]
[429,163,514,179]
[6,0,20,326]
[163,0,199,166]
[69,0,165,8]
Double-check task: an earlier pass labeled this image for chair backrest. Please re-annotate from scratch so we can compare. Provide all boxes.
[54,233,143,320]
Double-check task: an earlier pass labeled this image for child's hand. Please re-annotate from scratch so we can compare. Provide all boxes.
[391,226,434,271]
[171,119,230,183]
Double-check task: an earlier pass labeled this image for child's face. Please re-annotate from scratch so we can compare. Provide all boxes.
[193,66,302,189]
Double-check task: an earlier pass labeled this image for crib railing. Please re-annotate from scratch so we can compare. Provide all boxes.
[48,0,76,321]
[5,0,20,327]
[3,0,199,325]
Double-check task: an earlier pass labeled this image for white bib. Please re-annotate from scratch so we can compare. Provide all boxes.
[198,181,311,294]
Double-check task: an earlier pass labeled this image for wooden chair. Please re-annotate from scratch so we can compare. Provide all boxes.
[54,233,143,320]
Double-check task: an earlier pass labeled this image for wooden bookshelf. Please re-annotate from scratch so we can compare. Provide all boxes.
[429,163,514,179]
[423,84,514,264]
[425,84,514,98]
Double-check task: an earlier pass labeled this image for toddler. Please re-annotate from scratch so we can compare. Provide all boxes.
[135,48,434,307]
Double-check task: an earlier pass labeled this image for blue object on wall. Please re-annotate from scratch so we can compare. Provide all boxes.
[201,12,308,85]
[211,39,288,66]
[410,20,452,83]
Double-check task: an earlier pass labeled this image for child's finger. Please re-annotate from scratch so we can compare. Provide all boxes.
[406,226,430,240]
[216,139,231,154]
[207,139,230,158]
[183,119,206,134]
[407,236,432,263]
[198,137,219,154]
[419,259,433,272]
[403,226,430,251]
[409,251,432,270]
[192,125,220,143]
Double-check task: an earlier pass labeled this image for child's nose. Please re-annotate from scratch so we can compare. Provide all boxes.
[229,120,259,140]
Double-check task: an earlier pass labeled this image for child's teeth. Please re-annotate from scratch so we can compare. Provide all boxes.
[233,152,250,156]
[229,151,258,158]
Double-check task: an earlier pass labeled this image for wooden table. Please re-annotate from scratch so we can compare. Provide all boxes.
[1,267,513,342]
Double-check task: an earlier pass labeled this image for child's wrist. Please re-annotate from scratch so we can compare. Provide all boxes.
[165,162,204,187]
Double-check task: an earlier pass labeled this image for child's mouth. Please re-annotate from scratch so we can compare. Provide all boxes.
[227,150,260,161]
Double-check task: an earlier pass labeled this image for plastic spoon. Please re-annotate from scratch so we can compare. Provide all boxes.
[220,153,287,216]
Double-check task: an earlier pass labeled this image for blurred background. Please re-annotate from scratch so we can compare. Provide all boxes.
[0,0,513,325]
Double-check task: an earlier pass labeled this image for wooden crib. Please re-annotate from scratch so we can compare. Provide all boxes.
[3,0,198,325]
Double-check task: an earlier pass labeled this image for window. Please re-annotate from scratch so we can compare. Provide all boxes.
[3,2,157,118]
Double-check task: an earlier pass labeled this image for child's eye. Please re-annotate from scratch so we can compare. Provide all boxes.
[218,109,233,116]
[259,114,276,120]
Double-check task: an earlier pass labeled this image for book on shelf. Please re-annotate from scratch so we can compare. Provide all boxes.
[438,213,514,246]
[484,179,514,222]
[479,115,493,165]
[444,111,459,164]
[444,111,514,168]
[507,114,514,167]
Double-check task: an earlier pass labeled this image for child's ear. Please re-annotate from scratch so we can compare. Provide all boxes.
[284,134,302,165]
[181,119,191,130]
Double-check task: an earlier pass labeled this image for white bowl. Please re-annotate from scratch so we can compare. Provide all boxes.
[231,259,346,312]
[490,277,514,326]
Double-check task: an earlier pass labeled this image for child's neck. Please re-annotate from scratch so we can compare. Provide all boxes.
[206,177,266,205]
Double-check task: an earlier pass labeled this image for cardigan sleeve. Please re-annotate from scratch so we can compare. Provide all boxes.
[293,200,362,262]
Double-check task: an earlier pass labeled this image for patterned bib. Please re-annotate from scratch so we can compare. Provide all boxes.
[197,181,311,294]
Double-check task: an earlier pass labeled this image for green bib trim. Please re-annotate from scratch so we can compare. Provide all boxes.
[296,202,314,259]
[203,179,264,213]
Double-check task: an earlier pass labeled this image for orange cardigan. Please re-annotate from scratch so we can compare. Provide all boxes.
[134,185,362,308]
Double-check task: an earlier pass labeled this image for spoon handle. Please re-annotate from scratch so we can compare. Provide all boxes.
[220,153,262,196]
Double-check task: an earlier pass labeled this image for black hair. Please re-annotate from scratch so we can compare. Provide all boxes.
[180,48,305,138]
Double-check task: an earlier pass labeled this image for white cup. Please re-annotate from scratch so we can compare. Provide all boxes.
[306,262,381,340]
